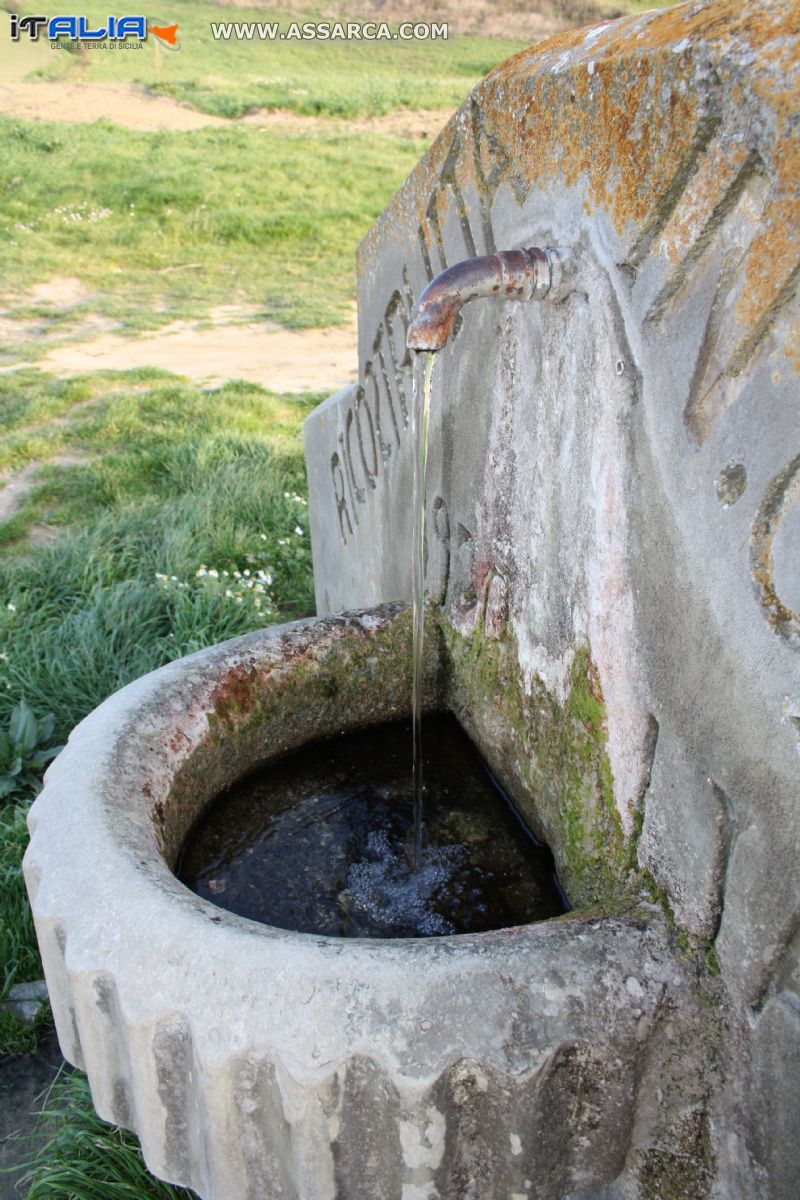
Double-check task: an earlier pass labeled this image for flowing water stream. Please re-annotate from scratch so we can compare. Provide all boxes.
[410,350,435,869]
[177,716,567,937]
[176,346,570,936]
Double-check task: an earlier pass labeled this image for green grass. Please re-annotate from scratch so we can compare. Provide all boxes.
[0,117,425,337]
[15,0,528,119]
[0,368,318,1055]
[0,366,308,472]
[0,800,49,1054]
[0,370,317,729]
[0,4,529,343]
[17,1071,196,1198]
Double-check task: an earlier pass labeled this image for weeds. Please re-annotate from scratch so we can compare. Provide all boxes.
[18,1070,196,1198]
[0,700,62,803]
[0,799,43,1052]
[0,370,317,1054]
[0,376,316,737]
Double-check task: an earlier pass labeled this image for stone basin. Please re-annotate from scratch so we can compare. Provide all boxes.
[23,604,710,1200]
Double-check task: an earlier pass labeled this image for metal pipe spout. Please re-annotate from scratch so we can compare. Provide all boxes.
[406,246,561,352]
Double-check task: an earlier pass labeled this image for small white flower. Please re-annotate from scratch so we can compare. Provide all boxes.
[6,603,16,612]
[260,534,267,541]
[208,569,219,578]
[294,526,303,536]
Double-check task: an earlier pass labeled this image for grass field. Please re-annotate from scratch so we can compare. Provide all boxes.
[2,0,512,346]
[0,118,426,342]
[16,0,531,117]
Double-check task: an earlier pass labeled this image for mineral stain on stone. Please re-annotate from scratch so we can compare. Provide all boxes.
[176,714,567,938]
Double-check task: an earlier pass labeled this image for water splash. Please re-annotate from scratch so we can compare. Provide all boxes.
[410,350,435,869]
[177,715,568,938]
[344,830,462,936]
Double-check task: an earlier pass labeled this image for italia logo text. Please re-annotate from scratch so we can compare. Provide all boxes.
[10,14,148,40]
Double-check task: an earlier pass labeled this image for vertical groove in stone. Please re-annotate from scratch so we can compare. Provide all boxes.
[232,1056,298,1200]
[332,1056,403,1200]
[42,920,85,1070]
[74,974,135,1130]
[150,1015,207,1193]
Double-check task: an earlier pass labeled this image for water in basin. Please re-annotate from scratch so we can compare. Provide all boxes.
[177,714,567,938]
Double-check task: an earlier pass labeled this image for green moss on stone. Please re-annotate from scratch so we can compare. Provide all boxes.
[439,615,635,909]
[162,607,433,863]
[705,946,721,976]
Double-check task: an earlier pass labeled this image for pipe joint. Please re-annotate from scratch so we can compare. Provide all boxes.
[406,246,562,352]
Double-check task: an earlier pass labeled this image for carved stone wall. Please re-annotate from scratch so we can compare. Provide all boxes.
[304,2,800,1195]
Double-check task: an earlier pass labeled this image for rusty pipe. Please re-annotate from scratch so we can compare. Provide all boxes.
[406,247,561,352]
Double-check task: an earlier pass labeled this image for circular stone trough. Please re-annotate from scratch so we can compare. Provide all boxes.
[24,605,711,1200]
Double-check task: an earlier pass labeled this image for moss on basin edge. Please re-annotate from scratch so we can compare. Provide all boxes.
[161,606,443,864]
[161,603,638,910]
[439,612,637,910]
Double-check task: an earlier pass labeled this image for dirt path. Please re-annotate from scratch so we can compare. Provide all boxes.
[0,464,45,524]
[0,80,225,132]
[33,310,359,392]
[0,455,92,525]
[0,78,450,138]
[1,278,359,393]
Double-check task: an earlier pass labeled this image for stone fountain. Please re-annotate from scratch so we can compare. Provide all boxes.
[25,2,799,1197]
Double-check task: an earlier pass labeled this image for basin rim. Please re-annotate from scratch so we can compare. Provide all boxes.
[23,605,672,1085]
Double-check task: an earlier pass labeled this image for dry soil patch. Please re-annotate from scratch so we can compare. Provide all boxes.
[0,80,227,132]
[37,312,359,392]
[24,277,92,308]
[0,79,451,138]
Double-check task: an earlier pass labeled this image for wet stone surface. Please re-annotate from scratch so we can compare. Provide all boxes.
[177,714,567,937]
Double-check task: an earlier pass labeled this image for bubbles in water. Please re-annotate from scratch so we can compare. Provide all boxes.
[342,829,463,937]
[177,716,568,938]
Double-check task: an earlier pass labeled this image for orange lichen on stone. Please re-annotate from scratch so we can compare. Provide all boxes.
[734,96,800,348]
[628,0,800,56]
[358,0,799,378]
[480,48,702,239]
[654,140,752,267]
[787,311,800,374]
[210,661,260,722]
